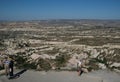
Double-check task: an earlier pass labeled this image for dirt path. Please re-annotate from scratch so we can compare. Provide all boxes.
[0,70,120,82]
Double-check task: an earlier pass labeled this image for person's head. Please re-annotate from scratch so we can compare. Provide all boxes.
[8,55,13,60]
[4,57,8,61]
[5,57,8,59]
[80,59,83,62]
[76,56,78,59]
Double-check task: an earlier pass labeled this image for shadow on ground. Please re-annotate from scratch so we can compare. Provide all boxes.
[8,69,27,79]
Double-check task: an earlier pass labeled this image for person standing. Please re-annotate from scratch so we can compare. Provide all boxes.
[3,57,10,76]
[77,59,88,76]
[9,56,14,77]
[77,60,83,76]
[0,59,4,69]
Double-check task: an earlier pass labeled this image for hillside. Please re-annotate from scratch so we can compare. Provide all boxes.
[0,20,120,72]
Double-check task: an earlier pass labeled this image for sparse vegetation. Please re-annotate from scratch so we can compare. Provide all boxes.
[37,59,51,71]
[55,52,71,68]
[73,37,120,46]
[0,20,120,72]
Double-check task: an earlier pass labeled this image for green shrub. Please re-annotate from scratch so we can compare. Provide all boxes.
[37,59,51,71]
[55,53,70,68]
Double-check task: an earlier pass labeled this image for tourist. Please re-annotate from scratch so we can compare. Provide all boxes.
[3,57,10,76]
[9,56,14,77]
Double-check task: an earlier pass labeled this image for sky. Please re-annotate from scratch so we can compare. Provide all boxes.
[0,0,120,20]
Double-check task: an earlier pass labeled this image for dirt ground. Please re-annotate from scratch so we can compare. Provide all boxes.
[0,70,120,82]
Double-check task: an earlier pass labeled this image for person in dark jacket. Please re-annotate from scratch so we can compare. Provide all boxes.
[9,56,14,76]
